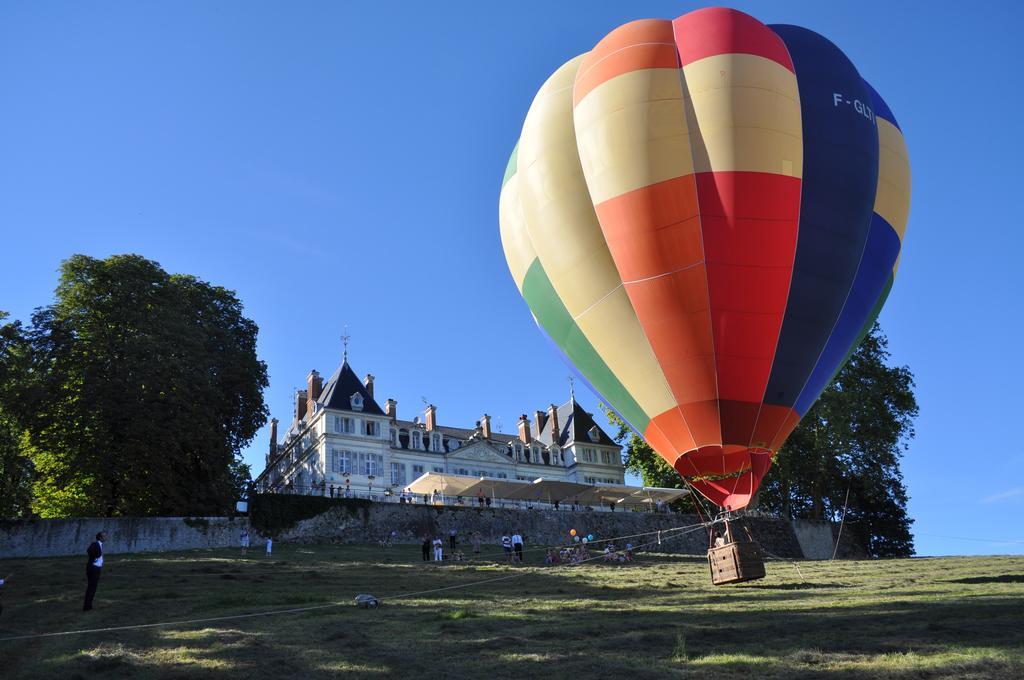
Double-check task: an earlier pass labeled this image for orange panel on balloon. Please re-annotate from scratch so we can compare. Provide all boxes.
[646,407,697,458]
[678,399,722,448]
[750,403,793,449]
[595,175,702,282]
[575,20,676,105]
[769,409,802,451]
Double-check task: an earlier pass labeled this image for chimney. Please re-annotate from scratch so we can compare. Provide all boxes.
[385,399,398,421]
[364,374,375,399]
[296,389,308,422]
[518,414,531,444]
[481,413,492,439]
[269,418,279,457]
[548,404,560,443]
[425,404,437,432]
[306,370,322,417]
[534,410,545,439]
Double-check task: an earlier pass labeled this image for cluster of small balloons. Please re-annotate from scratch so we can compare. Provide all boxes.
[569,529,595,544]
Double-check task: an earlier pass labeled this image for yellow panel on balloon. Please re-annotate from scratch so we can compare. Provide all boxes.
[875,118,911,242]
[681,53,802,176]
[573,68,694,204]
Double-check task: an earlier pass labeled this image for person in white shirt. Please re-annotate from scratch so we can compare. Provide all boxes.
[432,537,444,561]
[501,534,513,560]
[265,536,273,556]
[511,532,524,563]
[240,530,250,554]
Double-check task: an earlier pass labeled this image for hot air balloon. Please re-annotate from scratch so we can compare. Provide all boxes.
[499,7,910,513]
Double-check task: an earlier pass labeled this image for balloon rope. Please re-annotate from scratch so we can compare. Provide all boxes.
[830,482,852,560]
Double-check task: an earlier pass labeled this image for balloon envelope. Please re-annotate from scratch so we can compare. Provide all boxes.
[499,7,910,510]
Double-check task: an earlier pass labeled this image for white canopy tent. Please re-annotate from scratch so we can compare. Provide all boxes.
[403,472,688,510]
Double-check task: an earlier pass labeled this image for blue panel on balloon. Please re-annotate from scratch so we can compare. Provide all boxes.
[794,213,901,415]
[763,24,880,408]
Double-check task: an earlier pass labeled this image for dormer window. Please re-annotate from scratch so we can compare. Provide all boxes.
[412,430,422,450]
[530,444,540,462]
[587,426,600,442]
[431,433,441,452]
[350,392,364,411]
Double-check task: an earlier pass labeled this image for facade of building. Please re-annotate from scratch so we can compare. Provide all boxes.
[254,358,626,495]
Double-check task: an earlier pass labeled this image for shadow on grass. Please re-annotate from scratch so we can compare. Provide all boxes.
[947,573,1024,585]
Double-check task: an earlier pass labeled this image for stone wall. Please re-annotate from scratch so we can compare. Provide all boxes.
[0,503,862,560]
[0,516,251,559]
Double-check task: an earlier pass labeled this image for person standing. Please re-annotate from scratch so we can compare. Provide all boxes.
[471,531,482,554]
[83,531,105,611]
[240,529,250,554]
[501,533,513,561]
[511,531,524,563]
[265,536,274,556]
[421,536,431,561]
[432,536,444,561]
[448,528,457,552]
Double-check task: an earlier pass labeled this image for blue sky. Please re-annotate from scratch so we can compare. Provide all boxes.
[1,1,1021,556]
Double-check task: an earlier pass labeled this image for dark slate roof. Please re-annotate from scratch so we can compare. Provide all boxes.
[318,361,385,415]
[534,398,617,447]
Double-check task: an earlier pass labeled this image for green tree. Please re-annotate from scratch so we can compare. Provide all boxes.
[604,324,917,557]
[0,312,34,517]
[759,325,918,557]
[15,255,268,517]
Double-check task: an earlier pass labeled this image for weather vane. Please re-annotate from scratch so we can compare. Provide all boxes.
[568,375,575,400]
[341,325,350,362]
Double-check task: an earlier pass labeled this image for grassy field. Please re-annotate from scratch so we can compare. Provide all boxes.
[1,542,1022,679]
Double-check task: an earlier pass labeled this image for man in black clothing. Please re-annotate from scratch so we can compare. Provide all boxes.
[84,531,105,611]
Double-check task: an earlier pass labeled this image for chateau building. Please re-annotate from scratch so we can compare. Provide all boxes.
[254,358,626,495]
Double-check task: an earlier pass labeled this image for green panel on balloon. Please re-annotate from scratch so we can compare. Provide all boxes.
[521,259,649,432]
[502,144,518,189]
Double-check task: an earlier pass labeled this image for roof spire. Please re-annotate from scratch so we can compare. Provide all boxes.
[568,375,575,402]
[341,325,350,363]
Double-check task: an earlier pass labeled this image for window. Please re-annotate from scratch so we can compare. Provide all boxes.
[600,451,612,464]
[585,476,596,484]
[514,443,523,460]
[579,448,596,463]
[331,449,351,474]
[390,428,397,446]
[413,464,424,477]
[456,468,469,475]
[357,452,383,476]
[495,472,508,479]
[390,462,406,485]
[362,420,379,437]
[334,416,354,434]
[587,426,601,442]
[432,466,444,473]
[530,444,540,461]
[350,392,364,411]
[412,430,423,449]
[431,433,441,452]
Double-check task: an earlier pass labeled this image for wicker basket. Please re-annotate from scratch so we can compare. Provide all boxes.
[708,539,766,585]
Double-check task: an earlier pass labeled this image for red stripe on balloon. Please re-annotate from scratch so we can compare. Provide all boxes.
[672,7,794,72]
